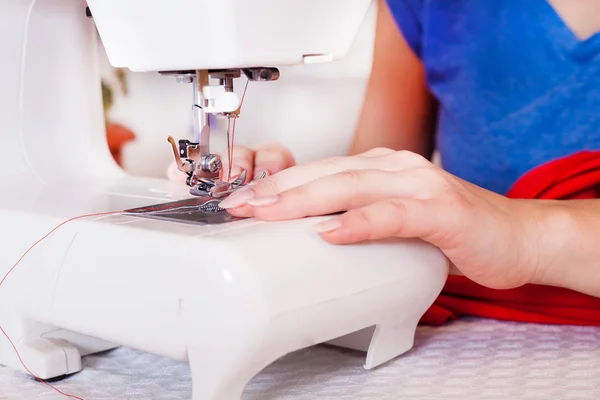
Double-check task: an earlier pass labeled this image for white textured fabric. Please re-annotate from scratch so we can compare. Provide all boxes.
[1,318,600,399]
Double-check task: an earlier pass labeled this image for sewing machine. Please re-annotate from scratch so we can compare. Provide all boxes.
[0,0,449,399]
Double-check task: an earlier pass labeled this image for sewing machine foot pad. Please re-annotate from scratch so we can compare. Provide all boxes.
[16,338,82,380]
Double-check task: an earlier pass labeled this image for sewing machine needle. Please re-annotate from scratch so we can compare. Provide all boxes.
[198,124,211,156]
[226,117,232,182]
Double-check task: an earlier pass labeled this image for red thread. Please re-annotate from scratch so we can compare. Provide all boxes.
[0,210,123,399]
[229,80,250,169]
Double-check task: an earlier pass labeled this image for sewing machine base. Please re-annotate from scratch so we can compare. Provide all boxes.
[0,177,448,400]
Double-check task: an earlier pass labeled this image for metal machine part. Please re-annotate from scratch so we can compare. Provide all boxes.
[162,67,279,118]
[161,68,280,84]
[167,131,268,198]
[164,68,278,198]
[189,171,248,198]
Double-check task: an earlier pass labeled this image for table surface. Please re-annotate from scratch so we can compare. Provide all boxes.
[1,318,599,400]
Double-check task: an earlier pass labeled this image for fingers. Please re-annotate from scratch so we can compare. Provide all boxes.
[222,157,356,216]
[221,149,432,219]
[274,169,446,220]
[276,150,428,195]
[252,141,296,178]
[221,146,254,182]
[225,151,422,208]
[226,169,394,220]
[223,142,296,216]
[221,142,295,183]
[314,198,439,245]
[223,167,443,220]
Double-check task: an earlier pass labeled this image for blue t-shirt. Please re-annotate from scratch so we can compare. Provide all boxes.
[387,0,600,194]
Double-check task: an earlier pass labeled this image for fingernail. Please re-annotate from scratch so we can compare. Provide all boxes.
[313,218,342,233]
[219,189,255,209]
[246,195,279,207]
[252,170,269,181]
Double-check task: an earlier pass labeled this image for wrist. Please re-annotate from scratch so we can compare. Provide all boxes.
[522,200,574,287]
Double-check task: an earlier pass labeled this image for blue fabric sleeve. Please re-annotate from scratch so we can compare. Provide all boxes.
[385,0,423,58]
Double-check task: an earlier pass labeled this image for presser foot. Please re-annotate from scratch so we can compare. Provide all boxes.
[189,170,248,199]
[167,135,267,199]
[188,170,266,199]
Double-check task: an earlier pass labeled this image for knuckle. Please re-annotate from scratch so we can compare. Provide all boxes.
[255,178,281,195]
[259,178,280,194]
[388,150,428,166]
[385,199,412,236]
[414,166,442,181]
[254,144,295,170]
[288,184,313,203]
[224,149,249,168]
[407,167,446,199]
[387,198,408,219]
[338,170,363,186]
[232,145,252,158]
[346,209,373,241]
[360,147,395,157]
[262,147,292,165]
[446,190,472,212]
[372,147,395,155]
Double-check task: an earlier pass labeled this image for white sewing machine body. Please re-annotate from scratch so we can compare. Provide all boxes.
[0,1,449,399]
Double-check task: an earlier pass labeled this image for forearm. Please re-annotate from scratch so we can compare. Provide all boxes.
[349,0,436,158]
[530,199,600,297]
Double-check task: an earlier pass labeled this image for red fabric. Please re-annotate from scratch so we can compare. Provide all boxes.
[419,151,600,326]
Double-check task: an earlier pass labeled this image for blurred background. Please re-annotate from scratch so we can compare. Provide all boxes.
[98,2,378,180]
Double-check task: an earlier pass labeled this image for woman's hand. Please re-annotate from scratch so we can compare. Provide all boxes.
[167,141,296,184]
[219,148,549,291]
